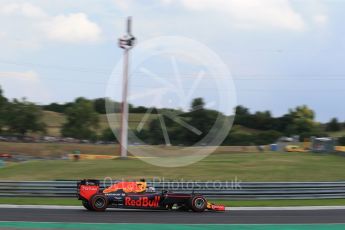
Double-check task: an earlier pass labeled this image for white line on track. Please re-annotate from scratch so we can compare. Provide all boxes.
[1,204,345,211]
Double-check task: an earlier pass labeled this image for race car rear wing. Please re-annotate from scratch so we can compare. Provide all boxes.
[77,179,100,201]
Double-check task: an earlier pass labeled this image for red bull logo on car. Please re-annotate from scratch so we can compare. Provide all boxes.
[125,196,160,208]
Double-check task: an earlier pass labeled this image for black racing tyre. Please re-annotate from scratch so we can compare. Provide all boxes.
[189,196,207,212]
[90,194,108,212]
[82,200,94,211]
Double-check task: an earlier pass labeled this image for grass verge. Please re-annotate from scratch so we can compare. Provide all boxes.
[1,152,345,181]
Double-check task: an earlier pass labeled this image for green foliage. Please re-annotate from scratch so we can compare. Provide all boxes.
[223,130,282,146]
[234,104,319,144]
[0,87,8,132]
[42,102,73,113]
[61,97,99,140]
[143,98,222,145]
[325,118,341,132]
[251,111,274,130]
[254,130,282,145]
[286,105,315,134]
[273,115,293,133]
[147,117,166,145]
[100,128,118,142]
[103,98,122,113]
[191,97,205,110]
[235,105,250,116]
[185,98,219,144]
[93,98,107,114]
[44,98,113,114]
[338,136,345,145]
[6,99,46,135]
[140,98,283,146]
[0,82,340,145]
[234,104,317,136]
[130,106,150,113]
[235,107,277,131]
[223,132,254,146]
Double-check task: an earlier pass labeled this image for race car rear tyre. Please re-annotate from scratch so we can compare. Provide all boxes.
[90,194,108,212]
[189,196,207,212]
[82,200,94,211]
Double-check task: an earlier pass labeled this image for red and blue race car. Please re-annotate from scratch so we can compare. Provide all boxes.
[77,179,225,212]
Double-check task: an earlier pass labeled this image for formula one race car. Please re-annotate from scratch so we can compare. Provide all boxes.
[77,179,225,212]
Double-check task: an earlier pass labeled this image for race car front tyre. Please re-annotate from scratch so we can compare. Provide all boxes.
[90,194,108,212]
[189,196,207,212]
[82,200,94,211]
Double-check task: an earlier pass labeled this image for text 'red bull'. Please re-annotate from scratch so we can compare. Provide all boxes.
[125,196,160,208]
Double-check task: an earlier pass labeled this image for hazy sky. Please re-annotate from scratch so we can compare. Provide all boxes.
[0,0,344,121]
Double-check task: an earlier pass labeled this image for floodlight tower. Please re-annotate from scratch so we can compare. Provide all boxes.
[118,17,136,158]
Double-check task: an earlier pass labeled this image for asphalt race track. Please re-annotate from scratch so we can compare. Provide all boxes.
[1,208,345,224]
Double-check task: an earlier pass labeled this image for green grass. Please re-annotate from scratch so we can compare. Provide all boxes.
[1,197,345,207]
[0,142,119,157]
[1,152,345,181]
[231,125,267,134]
[327,129,345,138]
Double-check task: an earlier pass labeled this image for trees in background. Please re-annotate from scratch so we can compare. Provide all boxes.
[139,98,283,146]
[285,105,316,134]
[233,105,251,127]
[6,99,46,136]
[234,106,276,131]
[338,136,345,145]
[223,132,254,146]
[61,97,99,140]
[143,98,225,146]
[147,117,166,145]
[93,98,107,114]
[250,111,274,130]
[43,98,108,114]
[185,98,219,144]
[43,98,151,115]
[234,105,318,136]
[100,128,117,142]
[0,83,343,144]
[326,118,341,132]
[222,130,282,146]
[0,88,8,132]
[0,87,46,136]
[42,102,73,113]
